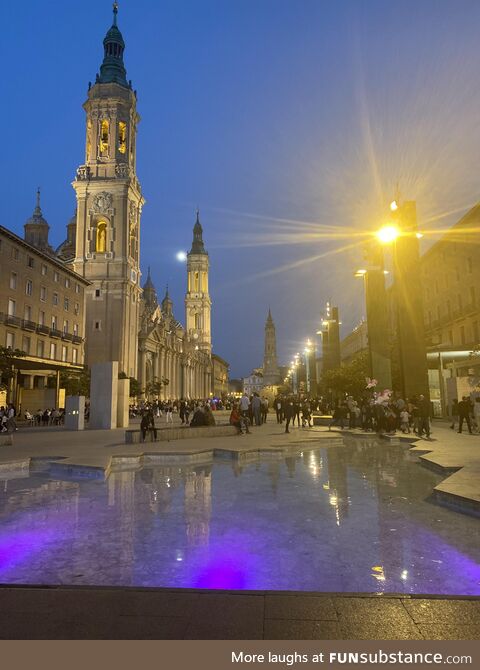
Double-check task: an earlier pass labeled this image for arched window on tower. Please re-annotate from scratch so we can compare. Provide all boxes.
[118,121,127,154]
[99,119,109,157]
[86,119,92,161]
[201,273,207,292]
[96,222,107,253]
[194,272,199,292]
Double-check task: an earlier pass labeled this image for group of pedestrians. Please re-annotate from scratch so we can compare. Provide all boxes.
[449,396,480,434]
[138,398,218,441]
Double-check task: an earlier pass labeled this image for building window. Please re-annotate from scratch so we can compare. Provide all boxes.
[448,330,453,344]
[22,336,31,354]
[99,119,109,156]
[95,289,101,298]
[41,264,47,276]
[470,286,476,305]
[62,345,67,362]
[8,299,16,316]
[50,343,56,360]
[54,271,59,282]
[9,272,17,290]
[460,326,465,345]
[73,323,79,336]
[11,247,19,261]
[64,297,69,311]
[37,340,45,358]
[74,302,80,315]
[75,283,80,294]
[6,332,14,348]
[72,348,78,364]
[94,320,101,331]
[24,305,32,321]
[63,320,68,334]
[53,292,58,305]
[51,315,57,329]
[27,256,34,268]
[25,279,33,296]
[38,310,45,326]
[40,286,46,301]
[65,277,70,289]
[118,121,127,154]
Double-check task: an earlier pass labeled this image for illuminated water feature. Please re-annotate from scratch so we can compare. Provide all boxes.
[0,437,478,594]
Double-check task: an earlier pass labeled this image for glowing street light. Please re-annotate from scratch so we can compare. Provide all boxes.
[376,224,400,244]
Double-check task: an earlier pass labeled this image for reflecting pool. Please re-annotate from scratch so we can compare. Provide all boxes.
[0,438,479,594]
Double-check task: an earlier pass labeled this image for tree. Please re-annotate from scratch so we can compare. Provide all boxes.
[0,346,26,392]
[321,351,370,397]
[128,377,141,398]
[60,368,91,397]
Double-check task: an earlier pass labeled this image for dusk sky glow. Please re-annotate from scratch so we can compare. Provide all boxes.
[3,1,480,376]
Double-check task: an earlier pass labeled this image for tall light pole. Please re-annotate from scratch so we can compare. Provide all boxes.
[356,242,392,391]
[389,200,429,399]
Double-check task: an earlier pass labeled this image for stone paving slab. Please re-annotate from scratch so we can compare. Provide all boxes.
[0,587,479,639]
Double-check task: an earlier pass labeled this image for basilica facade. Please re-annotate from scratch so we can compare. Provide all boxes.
[56,4,218,399]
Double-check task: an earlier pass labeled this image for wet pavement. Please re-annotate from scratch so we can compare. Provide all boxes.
[0,587,479,639]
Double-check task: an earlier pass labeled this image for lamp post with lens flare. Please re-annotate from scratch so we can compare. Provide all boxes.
[387,200,429,400]
[355,218,394,391]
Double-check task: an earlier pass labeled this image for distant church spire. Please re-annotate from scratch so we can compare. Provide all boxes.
[263,309,280,386]
[24,187,52,253]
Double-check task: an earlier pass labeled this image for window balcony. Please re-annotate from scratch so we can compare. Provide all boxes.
[50,328,62,339]
[36,324,50,335]
[72,334,83,344]
[5,315,21,328]
[62,332,73,342]
[22,319,36,332]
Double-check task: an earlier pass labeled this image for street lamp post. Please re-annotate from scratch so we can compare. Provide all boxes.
[356,244,393,391]
[390,200,429,399]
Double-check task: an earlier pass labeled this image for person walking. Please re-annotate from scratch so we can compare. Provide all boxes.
[251,393,262,426]
[457,396,473,434]
[417,394,431,438]
[450,398,459,430]
[284,397,295,434]
[275,396,283,423]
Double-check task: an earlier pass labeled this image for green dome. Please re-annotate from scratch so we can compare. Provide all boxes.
[97,3,129,88]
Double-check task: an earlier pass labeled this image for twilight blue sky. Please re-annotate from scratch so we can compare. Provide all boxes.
[2,1,480,377]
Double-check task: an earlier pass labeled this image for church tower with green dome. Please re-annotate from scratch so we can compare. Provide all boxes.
[72,3,144,377]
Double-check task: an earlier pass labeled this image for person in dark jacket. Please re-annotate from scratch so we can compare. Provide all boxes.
[457,396,473,434]
[416,394,431,438]
[284,398,295,434]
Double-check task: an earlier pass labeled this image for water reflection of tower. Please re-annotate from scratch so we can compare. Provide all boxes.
[184,467,212,546]
[107,471,136,583]
[326,447,350,525]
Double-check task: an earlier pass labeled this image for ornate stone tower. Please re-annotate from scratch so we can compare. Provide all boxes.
[185,210,211,353]
[72,4,144,377]
[263,309,280,386]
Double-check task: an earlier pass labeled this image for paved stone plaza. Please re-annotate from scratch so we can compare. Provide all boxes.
[0,418,478,639]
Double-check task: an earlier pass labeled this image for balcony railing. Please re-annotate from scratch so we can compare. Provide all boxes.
[50,328,62,339]
[62,332,73,342]
[36,324,50,335]
[5,315,22,328]
[22,319,36,331]
[72,334,83,344]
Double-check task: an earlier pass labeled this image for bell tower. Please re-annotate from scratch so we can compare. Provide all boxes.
[185,210,211,353]
[72,3,144,377]
[263,309,280,386]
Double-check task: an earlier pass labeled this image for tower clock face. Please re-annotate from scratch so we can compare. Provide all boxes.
[193,332,199,340]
